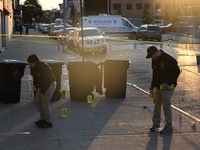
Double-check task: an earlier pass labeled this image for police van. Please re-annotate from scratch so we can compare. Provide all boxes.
[77,14,138,37]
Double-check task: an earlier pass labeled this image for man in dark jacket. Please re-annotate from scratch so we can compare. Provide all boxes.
[146,46,180,134]
[27,54,56,128]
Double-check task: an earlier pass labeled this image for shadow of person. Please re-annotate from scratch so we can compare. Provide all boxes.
[160,133,173,150]
[146,132,159,150]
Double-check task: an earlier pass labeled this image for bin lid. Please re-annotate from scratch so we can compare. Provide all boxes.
[0,59,27,65]
[43,59,65,65]
[103,60,131,64]
[67,61,96,66]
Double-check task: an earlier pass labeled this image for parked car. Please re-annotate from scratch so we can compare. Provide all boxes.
[135,24,162,41]
[72,27,107,54]
[51,25,64,38]
[58,27,76,44]
[41,24,49,34]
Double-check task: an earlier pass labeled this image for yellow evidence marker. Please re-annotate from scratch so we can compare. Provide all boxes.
[148,90,155,100]
[61,90,66,98]
[61,108,67,117]
[87,95,93,103]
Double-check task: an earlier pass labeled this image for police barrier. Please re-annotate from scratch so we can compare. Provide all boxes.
[0,59,27,103]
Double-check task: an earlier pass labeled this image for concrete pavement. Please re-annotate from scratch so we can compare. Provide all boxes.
[0,30,200,150]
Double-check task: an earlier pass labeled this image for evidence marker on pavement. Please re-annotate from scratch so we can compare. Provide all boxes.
[61,108,67,118]
[87,95,93,103]
[61,90,66,98]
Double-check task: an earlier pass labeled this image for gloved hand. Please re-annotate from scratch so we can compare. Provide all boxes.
[149,86,155,91]
[163,83,170,89]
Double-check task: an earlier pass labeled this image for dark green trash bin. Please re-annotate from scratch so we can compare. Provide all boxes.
[44,59,65,101]
[103,60,130,98]
[67,61,102,102]
[0,59,27,103]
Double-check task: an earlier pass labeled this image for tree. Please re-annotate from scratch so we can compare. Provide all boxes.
[116,7,122,16]
[22,0,44,23]
[142,7,153,24]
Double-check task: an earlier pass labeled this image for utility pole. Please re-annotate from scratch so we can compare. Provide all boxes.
[63,0,67,52]
[80,0,84,61]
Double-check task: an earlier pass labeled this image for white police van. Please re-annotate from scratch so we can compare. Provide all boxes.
[77,14,138,38]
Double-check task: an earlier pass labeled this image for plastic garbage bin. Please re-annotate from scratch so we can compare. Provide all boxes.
[44,59,65,101]
[0,59,27,103]
[103,60,130,98]
[67,61,102,102]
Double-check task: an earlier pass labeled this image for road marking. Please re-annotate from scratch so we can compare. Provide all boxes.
[127,82,200,123]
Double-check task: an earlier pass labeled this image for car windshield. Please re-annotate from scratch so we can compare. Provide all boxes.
[53,26,64,30]
[148,26,160,31]
[79,29,101,36]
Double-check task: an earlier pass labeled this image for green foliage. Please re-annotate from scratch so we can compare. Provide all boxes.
[22,0,44,23]
[116,7,122,15]
[142,7,153,24]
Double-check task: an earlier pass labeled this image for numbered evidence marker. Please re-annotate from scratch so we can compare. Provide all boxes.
[126,50,129,56]
[61,90,66,98]
[87,95,93,103]
[148,90,155,100]
[61,108,67,117]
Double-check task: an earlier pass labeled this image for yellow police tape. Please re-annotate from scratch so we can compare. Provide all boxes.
[1,34,200,56]
[2,34,200,77]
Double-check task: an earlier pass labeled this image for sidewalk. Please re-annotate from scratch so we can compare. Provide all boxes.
[0,85,200,150]
[0,30,200,150]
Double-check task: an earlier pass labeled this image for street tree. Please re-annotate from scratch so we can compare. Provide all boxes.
[22,0,44,24]
[142,7,153,24]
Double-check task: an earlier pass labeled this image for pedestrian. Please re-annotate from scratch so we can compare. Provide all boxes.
[27,54,57,128]
[19,25,23,35]
[26,25,29,35]
[146,46,180,134]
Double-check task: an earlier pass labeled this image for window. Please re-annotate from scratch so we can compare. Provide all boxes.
[113,3,121,10]
[126,3,132,10]
[144,3,150,10]
[136,3,142,10]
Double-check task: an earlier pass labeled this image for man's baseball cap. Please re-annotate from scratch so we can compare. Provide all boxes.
[146,46,158,58]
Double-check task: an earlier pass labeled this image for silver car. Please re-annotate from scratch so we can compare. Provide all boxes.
[136,24,162,41]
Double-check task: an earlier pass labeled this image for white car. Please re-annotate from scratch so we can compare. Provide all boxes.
[72,27,107,54]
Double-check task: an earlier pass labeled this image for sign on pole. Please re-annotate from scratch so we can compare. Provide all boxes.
[74,0,80,13]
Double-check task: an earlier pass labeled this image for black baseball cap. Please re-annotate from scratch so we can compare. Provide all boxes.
[146,46,158,58]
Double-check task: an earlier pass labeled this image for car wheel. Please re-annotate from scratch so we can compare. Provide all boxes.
[128,32,136,39]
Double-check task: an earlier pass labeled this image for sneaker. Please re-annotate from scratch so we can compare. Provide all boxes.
[35,120,45,125]
[160,127,173,134]
[149,125,160,132]
[38,121,53,128]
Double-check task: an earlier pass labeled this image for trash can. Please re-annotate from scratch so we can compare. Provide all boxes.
[103,60,130,98]
[196,55,200,64]
[67,61,102,102]
[44,59,65,101]
[0,59,27,103]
